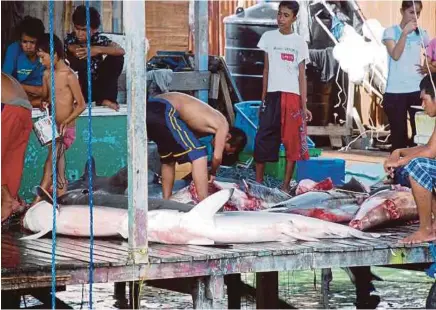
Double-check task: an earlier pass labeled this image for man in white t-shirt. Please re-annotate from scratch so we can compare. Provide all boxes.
[254,0,312,192]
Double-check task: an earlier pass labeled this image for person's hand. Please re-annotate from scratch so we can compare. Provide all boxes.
[75,46,101,59]
[59,122,68,136]
[416,64,429,75]
[384,159,401,178]
[384,150,400,171]
[208,174,216,184]
[40,100,49,112]
[402,20,417,35]
[258,98,265,118]
[304,108,313,122]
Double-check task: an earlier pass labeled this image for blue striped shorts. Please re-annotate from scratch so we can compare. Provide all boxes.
[403,158,436,192]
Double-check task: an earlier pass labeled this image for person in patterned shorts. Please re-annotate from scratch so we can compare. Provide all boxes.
[384,73,436,244]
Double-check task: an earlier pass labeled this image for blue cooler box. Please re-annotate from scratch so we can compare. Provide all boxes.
[296,158,345,185]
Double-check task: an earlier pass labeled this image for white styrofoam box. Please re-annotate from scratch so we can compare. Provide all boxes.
[414,112,435,145]
[414,134,431,145]
[415,111,435,137]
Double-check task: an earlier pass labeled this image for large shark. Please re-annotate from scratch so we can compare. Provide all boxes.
[22,189,381,244]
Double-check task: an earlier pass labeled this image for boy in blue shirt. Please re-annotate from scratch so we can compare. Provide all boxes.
[2,16,45,107]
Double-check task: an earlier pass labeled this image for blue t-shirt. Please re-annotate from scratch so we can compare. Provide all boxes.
[383,25,429,94]
[2,41,45,86]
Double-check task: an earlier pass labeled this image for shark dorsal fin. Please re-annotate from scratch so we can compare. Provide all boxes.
[186,189,234,219]
[82,156,96,180]
[109,166,128,190]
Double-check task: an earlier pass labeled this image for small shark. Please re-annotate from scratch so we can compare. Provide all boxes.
[50,157,190,207]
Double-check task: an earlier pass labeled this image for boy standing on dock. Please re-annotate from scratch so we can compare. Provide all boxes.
[254,0,312,192]
[31,34,86,205]
[384,73,436,244]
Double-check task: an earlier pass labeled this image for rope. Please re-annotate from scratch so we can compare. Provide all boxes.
[48,1,57,309]
[85,1,95,308]
[412,0,436,94]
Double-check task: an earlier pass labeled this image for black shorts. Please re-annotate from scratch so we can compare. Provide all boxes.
[253,92,281,163]
[147,98,207,164]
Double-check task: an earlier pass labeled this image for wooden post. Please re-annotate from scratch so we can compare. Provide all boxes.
[124,0,148,264]
[193,0,209,103]
[225,274,242,309]
[191,276,224,309]
[321,268,332,309]
[129,281,140,309]
[256,272,279,309]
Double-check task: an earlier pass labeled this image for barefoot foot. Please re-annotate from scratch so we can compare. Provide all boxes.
[281,185,290,193]
[101,99,120,111]
[1,198,21,222]
[399,228,436,244]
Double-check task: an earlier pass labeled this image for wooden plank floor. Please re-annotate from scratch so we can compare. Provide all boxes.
[2,224,434,290]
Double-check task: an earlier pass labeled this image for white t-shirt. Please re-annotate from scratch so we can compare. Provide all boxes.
[383,25,429,93]
[257,29,309,95]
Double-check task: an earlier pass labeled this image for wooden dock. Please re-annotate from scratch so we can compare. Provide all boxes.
[1,223,434,308]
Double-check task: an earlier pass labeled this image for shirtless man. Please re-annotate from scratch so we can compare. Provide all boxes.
[384,73,436,243]
[147,92,247,201]
[1,72,33,222]
[31,34,86,205]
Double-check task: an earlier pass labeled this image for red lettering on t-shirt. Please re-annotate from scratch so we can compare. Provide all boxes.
[281,53,294,62]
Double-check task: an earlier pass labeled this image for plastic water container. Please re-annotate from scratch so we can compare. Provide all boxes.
[234,101,316,153]
[295,158,345,185]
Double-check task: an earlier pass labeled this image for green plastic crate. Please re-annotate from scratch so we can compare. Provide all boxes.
[238,147,323,181]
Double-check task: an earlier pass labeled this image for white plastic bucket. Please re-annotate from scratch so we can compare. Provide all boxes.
[33,107,59,146]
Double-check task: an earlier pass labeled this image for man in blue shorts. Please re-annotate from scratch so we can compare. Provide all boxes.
[147,92,247,201]
[384,73,436,244]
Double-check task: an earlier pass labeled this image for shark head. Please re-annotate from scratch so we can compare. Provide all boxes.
[21,201,58,240]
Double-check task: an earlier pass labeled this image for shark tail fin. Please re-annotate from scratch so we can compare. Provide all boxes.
[35,186,54,204]
[186,189,234,219]
[119,214,129,239]
[20,228,52,240]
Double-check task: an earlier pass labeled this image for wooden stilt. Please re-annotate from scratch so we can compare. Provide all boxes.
[256,272,278,309]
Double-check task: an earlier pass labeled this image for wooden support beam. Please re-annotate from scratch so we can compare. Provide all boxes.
[232,279,296,309]
[225,274,242,309]
[321,268,332,309]
[219,71,235,125]
[1,290,21,309]
[169,71,211,91]
[129,281,140,309]
[256,272,279,309]
[124,0,148,264]
[209,73,220,100]
[191,276,224,309]
[193,0,209,103]
[114,282,127,301]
